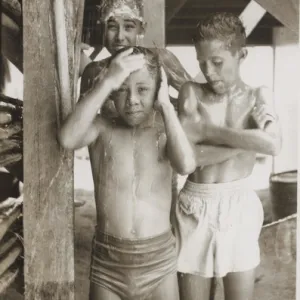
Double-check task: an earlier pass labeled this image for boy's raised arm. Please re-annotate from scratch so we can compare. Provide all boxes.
[194,144,247,167]
[157,69,196,175]
[58,65,113,150]
[58,48,145,150]
[157,48,192,91]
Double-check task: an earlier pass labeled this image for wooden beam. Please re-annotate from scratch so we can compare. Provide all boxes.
[143,0,165,47]
[255,0,298,33]
[239,0,266,36]
[166,0,188,24]
[167,27,273,46]
[23,0,84,299]
[168,21,281,30]
[170,13,280,23]
[169,7,246,19]
[187,0,250,8]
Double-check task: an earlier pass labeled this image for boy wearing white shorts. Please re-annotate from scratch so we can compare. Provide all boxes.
[176,12,281,300]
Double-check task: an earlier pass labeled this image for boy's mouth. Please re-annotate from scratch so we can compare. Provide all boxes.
[209,79,221,84]
[209,80,223,87]
[126,110,142,115]
[113,44,127,50]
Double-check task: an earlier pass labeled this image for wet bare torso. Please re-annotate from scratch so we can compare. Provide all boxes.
[89,116,172,239]
[186,82,257,183]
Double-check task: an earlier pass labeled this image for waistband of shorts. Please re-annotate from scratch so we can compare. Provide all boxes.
[182,177,251,194]
[94,228,173,248]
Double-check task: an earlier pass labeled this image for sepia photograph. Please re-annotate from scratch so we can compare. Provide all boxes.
[0,0,298,299]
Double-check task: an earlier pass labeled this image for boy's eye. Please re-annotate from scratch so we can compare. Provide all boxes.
[138,87,148,94]
[125,24,136,31]
[107,24,118,30]
[107,21,119,29]
[117,86,128,93]
[213,60,223,66]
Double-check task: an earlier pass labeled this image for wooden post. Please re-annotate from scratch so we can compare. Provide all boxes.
[143,0,165,47]
[23,0,84,299]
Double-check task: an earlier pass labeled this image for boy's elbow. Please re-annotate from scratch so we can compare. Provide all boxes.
[175,157,196,175]
[57,130,76,150]
[270,138,282,156]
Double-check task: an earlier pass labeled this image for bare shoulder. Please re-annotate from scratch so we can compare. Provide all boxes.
[254,85,273,106]
[178,81,205,116]
[180,81,205,96]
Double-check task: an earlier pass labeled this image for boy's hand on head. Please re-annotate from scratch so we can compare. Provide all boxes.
[154,67,171,111]
[106,48,145,91]
[251,104,276,130]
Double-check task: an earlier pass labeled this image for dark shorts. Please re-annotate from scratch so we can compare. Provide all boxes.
[90,229,177,300]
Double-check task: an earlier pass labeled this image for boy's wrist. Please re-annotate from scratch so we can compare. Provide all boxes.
[95,77,115,94]
[206,123,221,141]
[160,101,174,113]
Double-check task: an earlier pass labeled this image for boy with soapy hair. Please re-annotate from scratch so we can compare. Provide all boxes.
[175,12,281,300]
[59,46,196,300]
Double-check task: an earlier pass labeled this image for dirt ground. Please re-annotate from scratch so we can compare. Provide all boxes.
[2,162,296,300]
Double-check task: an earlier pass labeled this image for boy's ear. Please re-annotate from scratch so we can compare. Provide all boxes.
[239,47,248,62]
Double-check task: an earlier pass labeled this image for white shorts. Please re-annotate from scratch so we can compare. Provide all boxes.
[175,177,264,278]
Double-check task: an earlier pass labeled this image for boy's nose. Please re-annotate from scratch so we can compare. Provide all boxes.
[202,62,215,78]
[116,28,125,42]
[126,93,139,106]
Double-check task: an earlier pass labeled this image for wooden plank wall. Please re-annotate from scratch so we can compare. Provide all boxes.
[143,0,165,47]
[23,0,84,299]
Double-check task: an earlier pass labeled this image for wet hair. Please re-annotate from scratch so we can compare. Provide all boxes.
[193,12,246,52]
[109,46,162,98]
[100,0,144,22]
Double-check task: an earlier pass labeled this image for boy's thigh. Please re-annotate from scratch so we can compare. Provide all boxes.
[223,268,256,300]
[178,272,213,300]
[89,282,121,300]
[148,272,179,300]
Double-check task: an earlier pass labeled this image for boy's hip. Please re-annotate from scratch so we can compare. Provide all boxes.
[176,178,264,233]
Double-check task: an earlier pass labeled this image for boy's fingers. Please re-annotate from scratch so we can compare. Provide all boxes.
[127,63,145,73]
[117,47,134,58]
[123,54,144,63]
[124,59,145,72]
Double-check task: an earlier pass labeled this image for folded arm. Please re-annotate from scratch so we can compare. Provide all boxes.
[190,87,282,156]
[177,82,255,166]
[205,124,281,156]
[194,144,246,167]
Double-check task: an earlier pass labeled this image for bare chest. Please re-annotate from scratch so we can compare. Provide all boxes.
[90,126,168,176]
[197,92,255,129]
